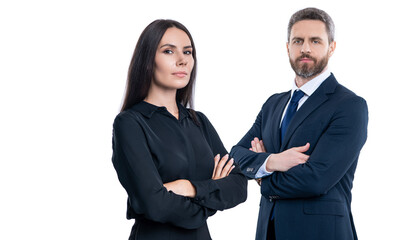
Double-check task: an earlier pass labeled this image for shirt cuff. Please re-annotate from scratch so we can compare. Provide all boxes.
[255,155,273,178]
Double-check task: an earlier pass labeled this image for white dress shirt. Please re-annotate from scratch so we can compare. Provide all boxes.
[255,69,331,178]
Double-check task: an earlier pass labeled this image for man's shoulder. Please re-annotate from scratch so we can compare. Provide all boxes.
[326,73,362,95]
[262,91,290,108]
[321,78,368,115]
[333,81,366,104]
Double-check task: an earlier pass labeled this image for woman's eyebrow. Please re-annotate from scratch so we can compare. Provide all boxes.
[160,44,192,49]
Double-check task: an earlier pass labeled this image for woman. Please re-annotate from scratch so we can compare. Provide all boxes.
[112,19,247,240]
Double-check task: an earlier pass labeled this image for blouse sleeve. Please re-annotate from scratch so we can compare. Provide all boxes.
[189,112,248,211]
[112,113,215,229]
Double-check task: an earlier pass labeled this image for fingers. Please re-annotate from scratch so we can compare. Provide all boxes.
[212,154,220,178]
[227,165,235,176]
[254,137,263,152]
[212,154,235,179]
[294,143,310,163]
[293,142,310,153]
[288,150,309,163]
[251,137,266,153]
[220,158,234,178]
[259,140,267,152]
[214,154,228,179]
[296,153,309,163]
[271,143,311,172]
[251,140,257,152]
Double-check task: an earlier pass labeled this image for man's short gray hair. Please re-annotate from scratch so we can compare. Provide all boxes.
[287,7,335,43]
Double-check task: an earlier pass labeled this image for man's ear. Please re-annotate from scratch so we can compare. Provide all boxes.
[328,41,336,57]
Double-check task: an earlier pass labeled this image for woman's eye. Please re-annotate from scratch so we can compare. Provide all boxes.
[184,50,192,55]
[164,49,173,54]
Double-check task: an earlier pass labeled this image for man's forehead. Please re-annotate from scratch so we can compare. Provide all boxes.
[290,20,328,37]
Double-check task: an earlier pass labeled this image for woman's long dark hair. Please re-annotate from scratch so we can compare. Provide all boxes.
[121,19,198,121]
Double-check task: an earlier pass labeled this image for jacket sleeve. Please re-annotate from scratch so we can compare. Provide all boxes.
[189,112,248,211]
[229,108,272,179]
[112,113,215,229]
[261,97,368,199]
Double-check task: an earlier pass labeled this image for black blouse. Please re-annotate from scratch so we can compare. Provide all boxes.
[112,101,247,240]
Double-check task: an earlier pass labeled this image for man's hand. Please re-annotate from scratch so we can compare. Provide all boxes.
[163,179,196,198]
[212,154,235,180]
[266,143,310,172]
[249,137,266,153]
[249,137,266,185]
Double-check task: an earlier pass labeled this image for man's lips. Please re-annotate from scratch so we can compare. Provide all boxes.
[172,72,187,78]
[299,58,314,63]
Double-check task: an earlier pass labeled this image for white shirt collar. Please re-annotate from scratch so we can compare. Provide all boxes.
[291,68,331,97]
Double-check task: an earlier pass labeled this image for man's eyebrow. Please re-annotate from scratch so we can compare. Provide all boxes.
[291,37,323,41]
[310,37,323,41]
[291,37,304,41]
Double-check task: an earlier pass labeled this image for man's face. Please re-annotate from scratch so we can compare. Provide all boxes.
[287,20,336,79]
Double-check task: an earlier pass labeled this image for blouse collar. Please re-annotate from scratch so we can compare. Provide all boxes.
[132,101,191,120]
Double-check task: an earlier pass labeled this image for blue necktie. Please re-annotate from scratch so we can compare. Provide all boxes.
[270,90,304,221]
[280,90,305,142]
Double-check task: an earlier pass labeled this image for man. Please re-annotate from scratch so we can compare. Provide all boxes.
[230,8,368,240]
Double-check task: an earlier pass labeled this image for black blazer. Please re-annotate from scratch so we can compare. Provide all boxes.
[112,101,247,240]
[231,74,368,240]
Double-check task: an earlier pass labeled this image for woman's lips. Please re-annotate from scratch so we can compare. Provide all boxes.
[172,72,187,78]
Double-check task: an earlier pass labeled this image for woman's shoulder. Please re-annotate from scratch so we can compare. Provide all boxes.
[192,109,206,119]
[188,109,216,131]
[113,102,148,127]
[185,108,206,122]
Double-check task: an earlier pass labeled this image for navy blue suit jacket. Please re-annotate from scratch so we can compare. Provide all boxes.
[230,74,368,240]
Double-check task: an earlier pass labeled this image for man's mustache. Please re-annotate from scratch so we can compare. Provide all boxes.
[298,54,316,62]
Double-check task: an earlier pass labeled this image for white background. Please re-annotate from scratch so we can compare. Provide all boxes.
[1,0,404,239]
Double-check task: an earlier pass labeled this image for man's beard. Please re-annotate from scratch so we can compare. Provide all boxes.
[289,53,328,79]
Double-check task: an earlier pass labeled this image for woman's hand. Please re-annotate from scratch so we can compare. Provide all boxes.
[212,154,235,180]
[163,154,235,197]
[163,179,196,198]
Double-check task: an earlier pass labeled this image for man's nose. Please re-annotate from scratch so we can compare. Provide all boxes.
[300,41,311,54]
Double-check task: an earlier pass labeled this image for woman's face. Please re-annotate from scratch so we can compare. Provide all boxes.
[152,27,194,90]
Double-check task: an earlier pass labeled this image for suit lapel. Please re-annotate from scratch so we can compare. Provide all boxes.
[280,74,338,150]
[270,92,291,152]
